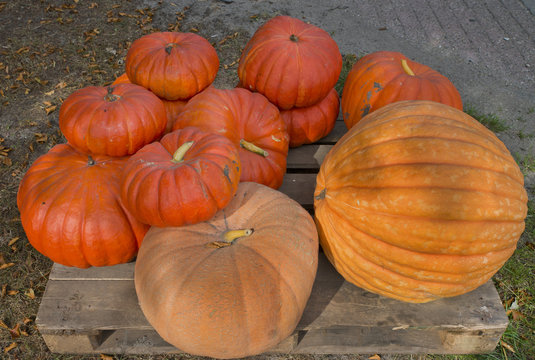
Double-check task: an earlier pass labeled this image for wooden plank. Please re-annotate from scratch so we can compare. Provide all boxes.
[279,173,317,208]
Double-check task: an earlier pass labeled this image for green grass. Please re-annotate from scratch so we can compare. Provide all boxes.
[464,104,509,133]
[335,53,359,96]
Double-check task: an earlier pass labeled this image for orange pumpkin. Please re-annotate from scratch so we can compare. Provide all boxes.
[173,87,289,189]
[238,16,342,110]
[314,101,527,303]
[135,182,318,358]
[17,144,149,268]
[341,51,463,129]
[125,31,219,100]
[120,127,241,227]
[280,88,339,147]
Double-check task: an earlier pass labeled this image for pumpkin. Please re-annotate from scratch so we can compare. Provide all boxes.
[238,15,342,110]
[120,127,241,227]
[135,182,318,358]
[280,88,339,147]
[17,144,149,268]
[314,100,527,303]
[59,83,167,157]
[341,51,463,129]
[125,31,219,100]
[172,87,289,189]
[112,73,188,133]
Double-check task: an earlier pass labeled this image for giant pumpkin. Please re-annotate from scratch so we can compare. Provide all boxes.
[173,87,289,189]
[341,51,463,129]
[238,15,342,110]
[135,182,318,358]
[17,144,149,268]
[314,101,527,303]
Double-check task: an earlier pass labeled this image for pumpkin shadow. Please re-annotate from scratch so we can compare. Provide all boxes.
[296,251,345,331]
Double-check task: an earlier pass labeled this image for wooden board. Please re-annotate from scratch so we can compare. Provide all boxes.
[35,119,509,355]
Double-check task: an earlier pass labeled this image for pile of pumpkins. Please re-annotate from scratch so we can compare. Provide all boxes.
[17,15,527,359]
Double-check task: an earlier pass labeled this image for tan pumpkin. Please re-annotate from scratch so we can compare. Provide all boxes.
[135,182,318,358]
[314,100,528,303]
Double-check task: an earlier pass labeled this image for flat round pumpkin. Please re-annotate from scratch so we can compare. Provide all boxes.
[17,144,149,268]
[314,100,527,303]
[135,182,318,358]
[120,127,241,227]
[341,51,463,129]
[173,87,289,189]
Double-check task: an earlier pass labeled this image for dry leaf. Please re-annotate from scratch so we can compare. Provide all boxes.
[23,318,32,325]
[44,89,55,96]
[368,355,381,360]
[8,290,19,296]
[0,263,15,269]
[0,252,5,265]
[0,319,8,329]
[3,342,16,353]
[1,284,6,297]
[55,81,67,89]
[25,288,35,299]
[501,340,515,353]
[8,237,19,246]
[35,133,48,143]
[9,323,20,339]
[45,105,57,115]
[511,309,525,321]
[100,354,114,360]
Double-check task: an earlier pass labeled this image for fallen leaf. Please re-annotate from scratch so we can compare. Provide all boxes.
[1,284,6,297]
[501,340,515,353]
[0,252,5,265]
[35,133,48,143]
[3,342,16,353]
[25,288,35,299]
[0,320,8,329]
[9,324,20,339]
[368,355,381,360]
[22,318,32,325]
[100,354,114,360]
[0,263,15,269]
[511,309,525,321]
[55,81,67,89]
[45,105,57,115]
[44,89,55,96]
[8,290,19,296]
[20,330,29,337]
[8,237,19,246]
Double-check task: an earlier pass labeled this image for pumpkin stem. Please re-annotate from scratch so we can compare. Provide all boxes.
[172,141,194,163]
[206,228,254,249]
[289,34,299,42]
[165,43,176,55]
[87,155,95,166]
[104,86,120,102]
[401,59,415,76]
[240,139,268,157]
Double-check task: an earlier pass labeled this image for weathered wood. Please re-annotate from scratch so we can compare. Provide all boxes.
[37,255,508,355]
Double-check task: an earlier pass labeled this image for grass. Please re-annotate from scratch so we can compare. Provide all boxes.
[464,104,509,133]
[335,53,359,95]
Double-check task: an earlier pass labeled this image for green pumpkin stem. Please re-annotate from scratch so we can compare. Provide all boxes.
[290,34,299,42]
[240,139,268,157]
[172,141,194,163]
[104,86,120,102]
[401,59,415,76]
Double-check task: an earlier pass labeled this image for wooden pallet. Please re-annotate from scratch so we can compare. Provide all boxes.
[36,120,509,355]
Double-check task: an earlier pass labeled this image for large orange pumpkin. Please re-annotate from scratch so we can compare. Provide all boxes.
[17,144,149,268]
[59,83,167,157]
[341,51,463,129]
[173,87,289,189]
[238,15,342,110]
[314,101,527,303]
[135,182,318,358]
[125,31,219,100]
[120,127,241,227]
[280,87,339,147]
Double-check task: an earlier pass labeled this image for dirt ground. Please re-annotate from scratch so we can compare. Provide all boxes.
[0,0,533,359]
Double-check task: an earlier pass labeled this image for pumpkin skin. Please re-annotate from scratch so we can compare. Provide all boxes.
[280,88,339,147]
[314,100,527,303]
[135,182,318,358]
[238,15,342,110]
[173,87,289,189]
[341,51,463,129]
[59,83,167,157]
[17,144,149,268]
[112,73,188,133]
[125,31,219,100]
[120,127,241,227]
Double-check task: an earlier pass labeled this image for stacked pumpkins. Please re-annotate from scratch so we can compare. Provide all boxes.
[16,13,529,359]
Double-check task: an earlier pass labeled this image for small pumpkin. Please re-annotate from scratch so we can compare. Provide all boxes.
[59,83,167,157]
[173,87,289,189]
[341,51,463,129]
[120,127,241,227]
[17,144,149,268]
[238,15,342,110]
[135,182,318,358]
[280,88,339,147]
[112,73,188,133]
[314,100,527,303]
[125,31,219,100]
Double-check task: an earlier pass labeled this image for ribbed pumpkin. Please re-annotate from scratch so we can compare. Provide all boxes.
[112,73,188,133]
[341,51,463,129]
[59,83,167,157]
[125,31,219,100]
[120,127,241,227]
[17,144,149,268]
[135,182,318,358]
[314,101,527,303]
[173,87,289,189]
[280,88,340,147]
[238,15,342,110]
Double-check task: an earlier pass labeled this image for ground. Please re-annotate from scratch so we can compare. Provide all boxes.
[0,0,534,359]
